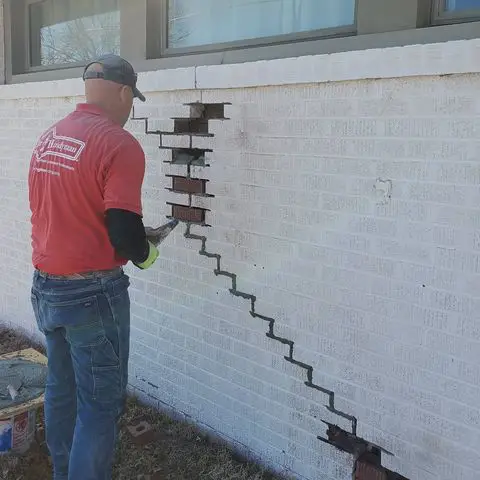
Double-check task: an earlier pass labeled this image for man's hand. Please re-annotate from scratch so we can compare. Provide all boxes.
[144,220,179,247]
[144,226,164,247]
[144,226,158,237]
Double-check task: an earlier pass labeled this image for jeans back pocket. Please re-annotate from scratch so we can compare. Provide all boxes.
[49,295,122,403]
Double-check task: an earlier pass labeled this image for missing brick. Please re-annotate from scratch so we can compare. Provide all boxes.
[164,148,210,166]
[186,102,230,120]
[321,423,392,460]
[173,118,210,135]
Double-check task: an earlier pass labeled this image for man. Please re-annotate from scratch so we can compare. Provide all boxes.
[28,55,160,480]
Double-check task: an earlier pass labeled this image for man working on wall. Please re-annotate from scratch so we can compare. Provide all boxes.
[28,55,160,480]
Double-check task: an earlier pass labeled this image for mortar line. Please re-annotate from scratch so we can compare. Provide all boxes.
[133,108,357,432]
[129,108,400,475]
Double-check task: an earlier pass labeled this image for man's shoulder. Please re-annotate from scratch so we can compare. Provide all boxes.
[112,128,143,152]
[84,116,143,154]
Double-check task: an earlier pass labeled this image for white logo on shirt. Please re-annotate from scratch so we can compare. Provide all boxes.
[32,127,86,176]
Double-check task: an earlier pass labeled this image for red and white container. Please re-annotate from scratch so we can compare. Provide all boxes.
[0,408,37,454]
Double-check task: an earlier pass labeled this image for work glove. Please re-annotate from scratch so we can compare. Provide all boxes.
[135,219,179,270]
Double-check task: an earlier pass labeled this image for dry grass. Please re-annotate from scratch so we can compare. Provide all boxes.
[113,398,277,480]
[0,325,282,480]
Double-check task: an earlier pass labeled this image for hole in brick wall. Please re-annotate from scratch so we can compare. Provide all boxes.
[169,204,206,224]
[386,471,409,480]
[174,118,209,134]
[322,423,390,459]
[170,148,208,166]
[188,103,227,120]
[358,450,382,468]
[325,424,367,456]
[325,425,409,480]
[170,176,206,195]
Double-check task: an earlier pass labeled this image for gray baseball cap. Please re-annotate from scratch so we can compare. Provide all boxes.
[83,54,145,102]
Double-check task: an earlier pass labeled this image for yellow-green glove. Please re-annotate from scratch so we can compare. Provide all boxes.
[135,241,159,270]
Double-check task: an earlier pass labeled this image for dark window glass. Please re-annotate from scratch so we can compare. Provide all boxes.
[29,0,120,68]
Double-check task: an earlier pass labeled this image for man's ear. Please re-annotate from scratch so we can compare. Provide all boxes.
[120,85,132,103]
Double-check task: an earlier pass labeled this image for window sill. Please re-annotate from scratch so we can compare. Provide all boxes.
[3,22,480,99]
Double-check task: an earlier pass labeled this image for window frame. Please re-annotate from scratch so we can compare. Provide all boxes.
[10,0,123,75]
[146,0,358,59]
[12,0,360,75]
[5,0,480,85]
[431,0,480,24]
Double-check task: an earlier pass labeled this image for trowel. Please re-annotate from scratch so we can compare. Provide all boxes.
[145,219,179,246]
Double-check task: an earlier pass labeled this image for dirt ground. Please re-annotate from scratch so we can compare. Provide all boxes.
[0,325,281,480]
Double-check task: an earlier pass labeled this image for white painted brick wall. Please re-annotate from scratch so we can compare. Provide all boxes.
[1,40,480,480]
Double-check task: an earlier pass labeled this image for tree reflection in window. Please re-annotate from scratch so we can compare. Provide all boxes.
[29,0,120,67]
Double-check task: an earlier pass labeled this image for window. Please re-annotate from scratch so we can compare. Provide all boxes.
[11,0,120,73]
[7,0,480,83]
[29,0,120,68]
[166,0,356,50]
[445,0,480,11]
[432,0,480,23]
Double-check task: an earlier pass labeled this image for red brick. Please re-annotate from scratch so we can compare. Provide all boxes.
[171,204,205,224]
[355,461,387,480]
[126,420,155,446]
[171,176,206,195]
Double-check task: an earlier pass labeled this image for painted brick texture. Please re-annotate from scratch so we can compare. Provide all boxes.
[1,71,480,480]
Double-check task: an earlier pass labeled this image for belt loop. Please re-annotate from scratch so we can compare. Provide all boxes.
[34,269,47,286]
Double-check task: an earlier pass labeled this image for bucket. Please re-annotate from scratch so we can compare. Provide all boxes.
[0,348,47,455]
[0,408,36,454]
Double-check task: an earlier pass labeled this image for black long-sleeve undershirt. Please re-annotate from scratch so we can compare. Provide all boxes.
[105,208,149,265]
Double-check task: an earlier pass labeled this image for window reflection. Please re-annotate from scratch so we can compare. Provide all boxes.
[29,0,120,67]
[168,0,355,49]
[445,0,480,11]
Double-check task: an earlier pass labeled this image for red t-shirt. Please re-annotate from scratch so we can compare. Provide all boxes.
[28,103,145,275]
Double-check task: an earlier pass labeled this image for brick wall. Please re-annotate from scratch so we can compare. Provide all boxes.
[1,42,480,480]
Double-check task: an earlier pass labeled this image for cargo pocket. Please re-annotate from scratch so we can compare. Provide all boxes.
[91,357,122,403]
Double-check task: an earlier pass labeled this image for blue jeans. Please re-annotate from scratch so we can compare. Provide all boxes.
[31,269,130,480]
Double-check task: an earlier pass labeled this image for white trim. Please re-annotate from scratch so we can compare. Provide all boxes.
[196,38,480,89]
[0,38,479,99]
